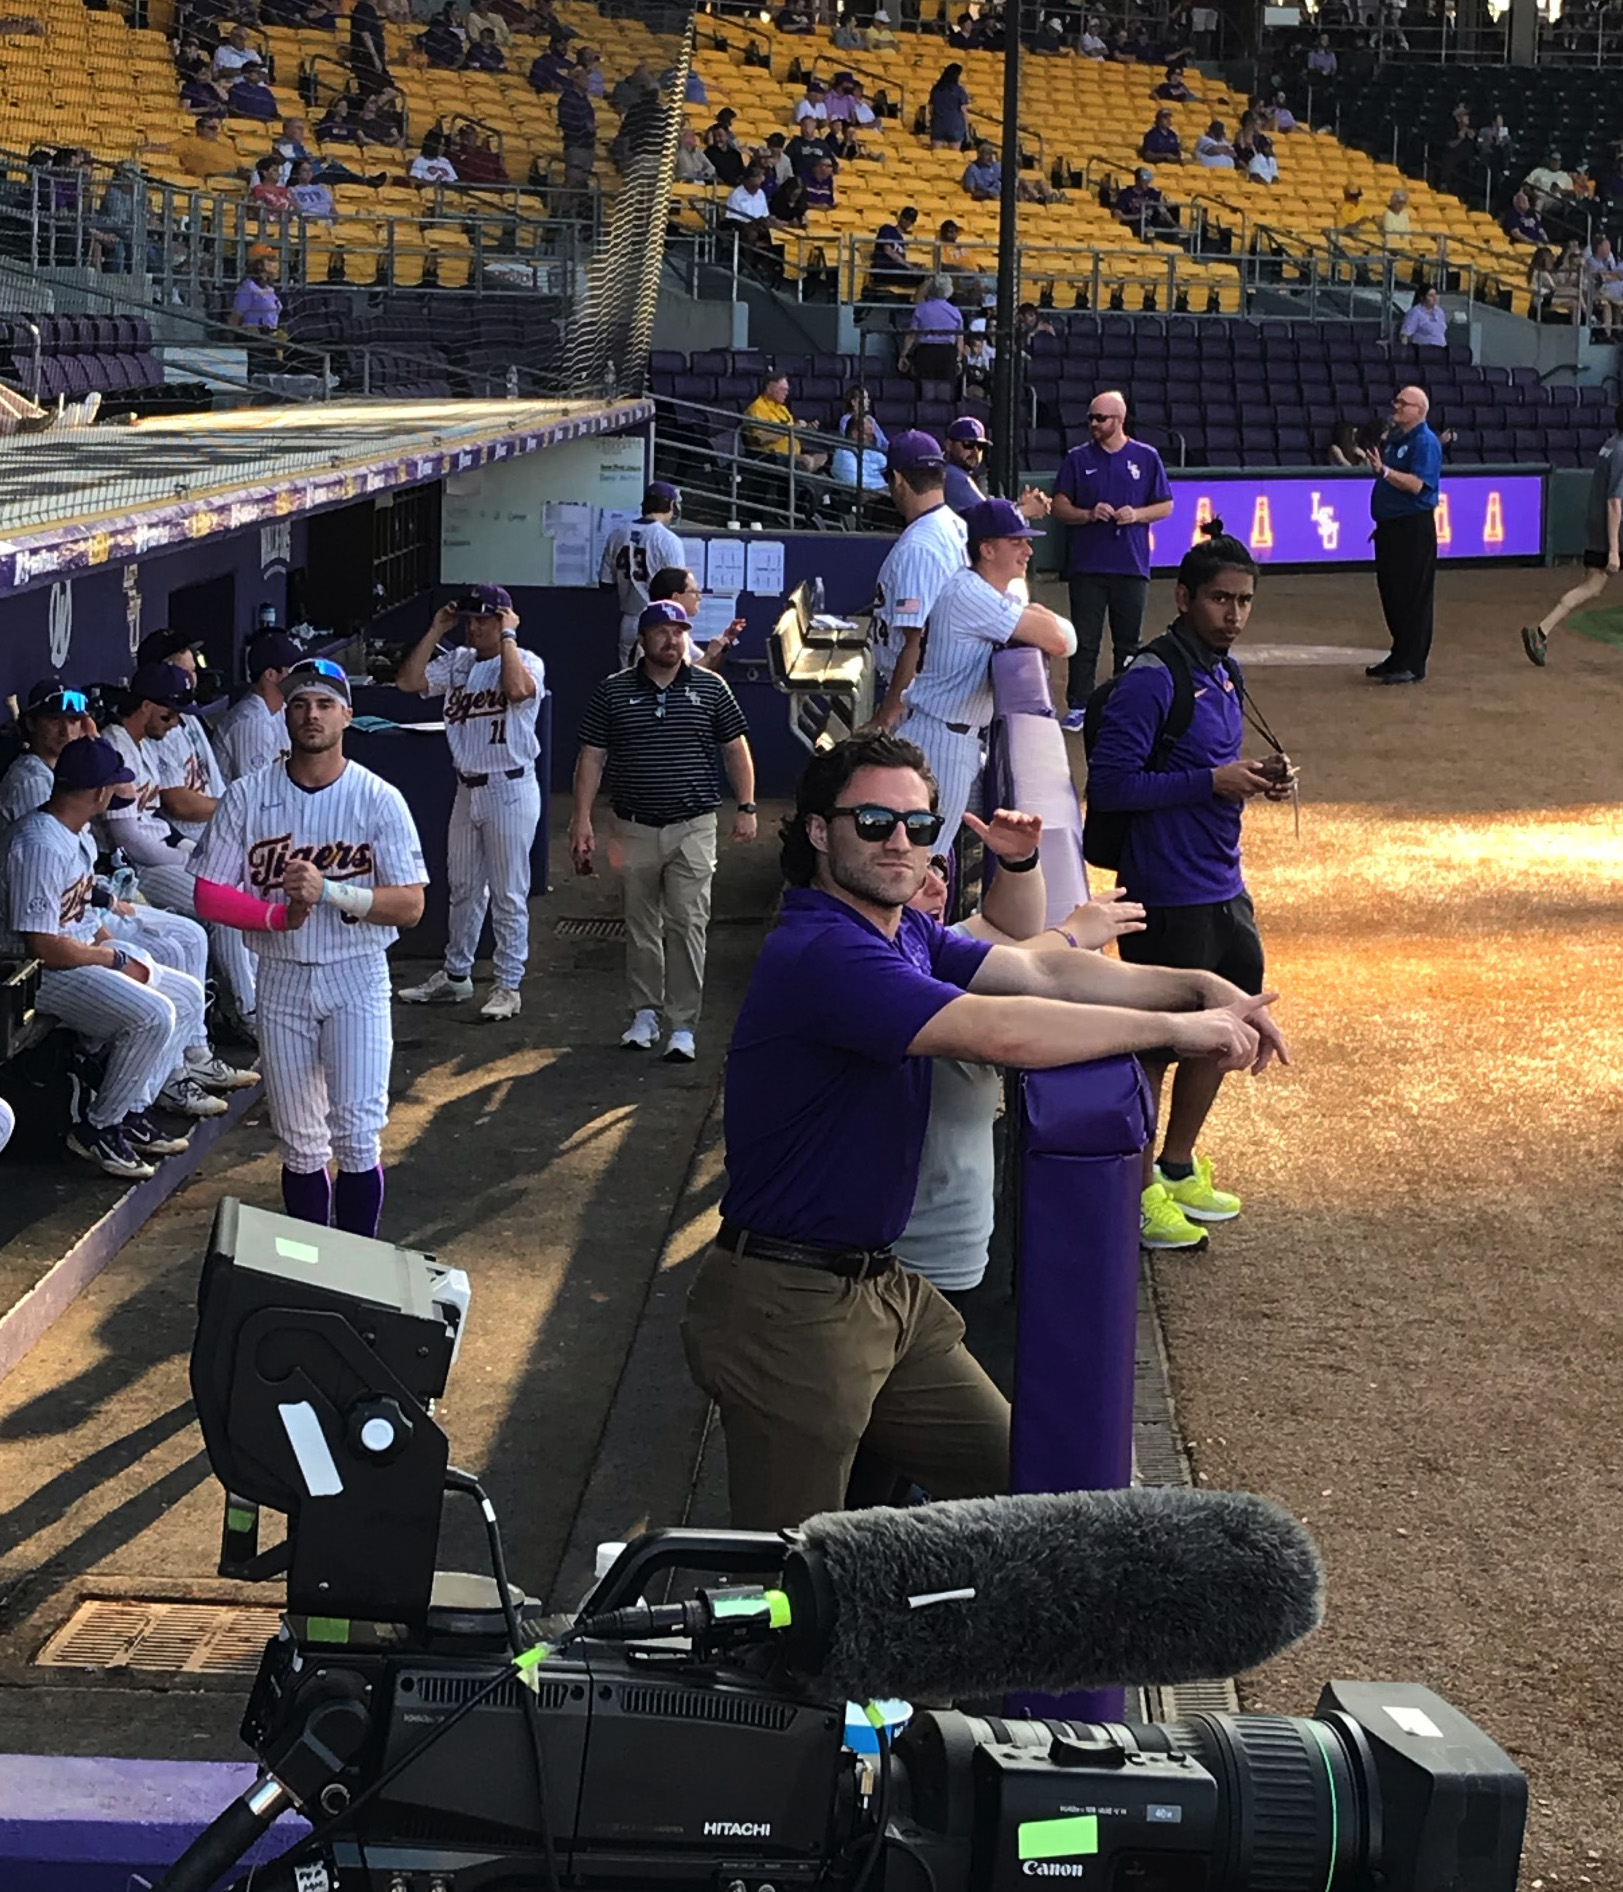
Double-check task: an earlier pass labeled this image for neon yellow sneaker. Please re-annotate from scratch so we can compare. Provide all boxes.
[1155,1154,1242,1224]
[1140,1182,1209,1252]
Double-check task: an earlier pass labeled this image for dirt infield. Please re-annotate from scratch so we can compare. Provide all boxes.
[1112,564,1623,1888]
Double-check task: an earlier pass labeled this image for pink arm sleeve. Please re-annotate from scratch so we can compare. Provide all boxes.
[193,877,289,932]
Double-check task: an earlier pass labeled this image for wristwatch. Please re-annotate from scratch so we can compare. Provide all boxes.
[737,802,758,813]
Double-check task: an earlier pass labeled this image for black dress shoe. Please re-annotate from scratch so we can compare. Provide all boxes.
[1378,670,1424,684]
[1364,660,1395,677]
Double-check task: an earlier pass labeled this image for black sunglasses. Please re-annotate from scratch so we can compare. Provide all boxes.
[830,804,944,845]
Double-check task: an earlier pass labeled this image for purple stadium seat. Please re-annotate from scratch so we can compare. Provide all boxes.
[648,349,686,374]
[689,348,729,375]
[714,374,754,404]
[36,357,68,398]
[671,374,716,402]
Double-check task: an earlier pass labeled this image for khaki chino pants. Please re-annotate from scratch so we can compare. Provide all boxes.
[619,811,718,1031]
[682,1243,1011,1530]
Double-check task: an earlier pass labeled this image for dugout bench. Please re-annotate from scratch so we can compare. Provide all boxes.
[767,580,875,752]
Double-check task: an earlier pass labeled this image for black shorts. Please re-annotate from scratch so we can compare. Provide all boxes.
[1117,891,1266,995]
[1583,547,1615,570]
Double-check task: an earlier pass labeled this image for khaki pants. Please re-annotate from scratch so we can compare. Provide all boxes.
[682,1243,1011,1530]
[619,812,718,1031]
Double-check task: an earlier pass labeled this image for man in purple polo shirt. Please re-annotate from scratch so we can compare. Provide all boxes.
[1052,388,1174,731]
[681,730,1286,1529]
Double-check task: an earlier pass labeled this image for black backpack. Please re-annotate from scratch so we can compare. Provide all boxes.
[1081,631,1245,871]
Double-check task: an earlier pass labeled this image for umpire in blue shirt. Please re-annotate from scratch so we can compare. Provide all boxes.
[1364,385,1443,685]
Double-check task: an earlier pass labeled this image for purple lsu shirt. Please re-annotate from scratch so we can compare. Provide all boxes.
[721,888,992,1249]
[1055,437,1172,579]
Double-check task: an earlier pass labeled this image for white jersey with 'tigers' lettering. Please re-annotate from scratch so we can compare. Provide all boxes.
[189,759,428,965]
[1,811,99,954]
[600,518,687,618]
[424,645,547,773]
[871,503,969,678]
[156,715,228,841]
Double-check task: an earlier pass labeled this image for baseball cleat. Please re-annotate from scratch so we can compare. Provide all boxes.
[662,1029,697,1063]
[481,986,522,1021]
[1521,624,1548,666]
[1155,1154,1241,1223]
[1139,1183,1209,1252]
[157,1075,230,1118]
[398,970,474,1005]
[186,1050,258,1090]
[621,1008,660,1049]
[1059,707,1086,733]
[67,1121,157,1180]
[122,1111,192,1158]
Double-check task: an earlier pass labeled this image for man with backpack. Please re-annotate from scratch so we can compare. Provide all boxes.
[1083,519,1295,1252]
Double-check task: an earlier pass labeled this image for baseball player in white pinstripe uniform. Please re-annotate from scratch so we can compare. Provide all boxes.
[393,584,544,1021]
[211,630,302,782]
[2,736,225,1179]
[98,662,260,1040]
[3,678,253,1100]
[901,497,1076,850]
[866,431,970,729]
[600,482,687,669]
[189,659,428,1237]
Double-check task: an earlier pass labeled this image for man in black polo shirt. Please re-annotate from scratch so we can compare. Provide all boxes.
[569,601,758,1062]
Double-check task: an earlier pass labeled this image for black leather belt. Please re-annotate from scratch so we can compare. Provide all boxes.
[614,807,715,829]
[716,1218,895,1281]
[459,767,528,787]
[946,720,989,736]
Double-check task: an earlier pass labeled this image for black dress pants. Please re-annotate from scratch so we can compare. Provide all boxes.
[1373,510,1438,677]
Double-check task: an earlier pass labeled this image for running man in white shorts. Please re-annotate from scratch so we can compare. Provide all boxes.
[393,584,544,1021]
[600,482,686,669]
[189,659,428,1236]
[2,736,224,1178]
[212,629,303,780]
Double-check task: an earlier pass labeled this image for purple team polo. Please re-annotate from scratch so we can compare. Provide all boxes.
[720,888,992,1249]
[1054,437,1173,578]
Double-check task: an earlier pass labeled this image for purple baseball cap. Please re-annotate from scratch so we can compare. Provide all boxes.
[136,627,203,666]
[55,735,135,791]
[964,496,1044,543]
[643,480,681,512]
[246,630,304,677]
[884,428,946,474]
[447,583,514,616]
[946,416,993,446]
[128,660,196,709]
[638,600,691,634]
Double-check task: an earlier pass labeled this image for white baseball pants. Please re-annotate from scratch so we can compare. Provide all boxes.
[902,708,986,853]
[256,953,393,1172]
[445,774,541,990]
[36,955,205,1127]
[136,858,258,1020]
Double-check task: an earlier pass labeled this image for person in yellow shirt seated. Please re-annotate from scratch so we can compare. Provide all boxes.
[149,113,243,183]
[743,371,828,472]
[1381,188,1413,243]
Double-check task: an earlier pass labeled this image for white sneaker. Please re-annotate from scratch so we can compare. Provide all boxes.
[157,1074,230,1118]
[620,1008,660,1049]
[185,1049,258,1090]
[481,986,521,1020]
[397,969,474,1005]
[661,1029,696,1063]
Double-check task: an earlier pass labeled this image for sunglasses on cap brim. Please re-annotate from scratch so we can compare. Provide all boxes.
[284,658,348,691]
[830,804,945,845]
[31,688,89,716]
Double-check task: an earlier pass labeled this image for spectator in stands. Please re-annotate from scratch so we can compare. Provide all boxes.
[249,151,293,216]
[1477,110,1511,167]
[1247,131,1278,185]
[725,160,774,232]
[228,254,283,332]
[1553,238,1589,320]
[792,77,828,129]
[467,0,511,45]
[1502,189,1548,246]
[673,124,713,183]
[1269,89,1298,132]
[760,131,792,187]
[1526,246,1574,322]
[962,327,993,391]
[832,414,891,495]
[1141,106,1184,164]
[744,371,828,471]
[317,97,363,143]
[825,71,873,128]
[770,170,808,226]
[775,0,815,32]
[840,383,887,447]
[612,60,658,114]
[181,69,231,114]
[464,26,506,69]
[212,24,257,75]
[1523,149,1572,215]
[803,154,837,210]
[1117,165,1177,232]
[898,273,965,382]
[867,8,899,49]
[833,11,865,47]
[1585,235,1623,333]
[1153,64,1200,100]
[1080,16,1107,55]
[528,36,572,90]
[1398,283,1447,346]
[358,86,405,146]
[410,130,459,182]
[272,115,382,186]
[1108,24,1145,61]
[559,65,598,198]
[452,124,510,183]
[783,121,828,176]
[928,62,972,150]
[1382,188,1411,240]
[287,158,336,221]
[709,107,741,151]
[419,7,464,67]
[869,205,924,296]
[961,140,1001,200]
[350,0,388,80]
[1326,420,1361,466]
[576,48,607,98]
[1032,15,1069,55]
[1195,120,1236,168]
[704,124,746,187]
[1306,30,1336,73]
[1014,301,1057,352]
[171,113,240,182]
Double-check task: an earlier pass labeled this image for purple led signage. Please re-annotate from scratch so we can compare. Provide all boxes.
[1147,475,1544,568]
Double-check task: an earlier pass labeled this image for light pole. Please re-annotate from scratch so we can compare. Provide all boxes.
[989,0,1024,498]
